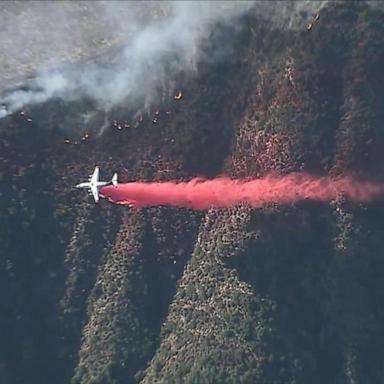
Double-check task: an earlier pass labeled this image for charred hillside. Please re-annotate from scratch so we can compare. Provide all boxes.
[1,2,384,384]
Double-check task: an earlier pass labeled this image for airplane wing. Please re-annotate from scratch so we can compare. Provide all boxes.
[90,166,99,183]
[91,184,99,203]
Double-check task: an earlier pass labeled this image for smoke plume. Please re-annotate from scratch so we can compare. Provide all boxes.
[100,173,384,209]
[0,1,333,120]
[0,1,255,118]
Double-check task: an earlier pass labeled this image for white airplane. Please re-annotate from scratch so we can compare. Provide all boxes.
[75,166,118,203]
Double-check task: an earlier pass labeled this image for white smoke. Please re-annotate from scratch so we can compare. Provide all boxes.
[0,1,256,118]
[0,72,70,118]
[0,1,337,120]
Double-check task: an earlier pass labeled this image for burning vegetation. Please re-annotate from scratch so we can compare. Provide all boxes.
[1,2,384,384]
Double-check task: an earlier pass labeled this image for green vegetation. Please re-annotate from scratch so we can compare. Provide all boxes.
[1,2,384,383]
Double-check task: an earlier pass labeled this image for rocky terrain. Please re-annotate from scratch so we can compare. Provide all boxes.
[1,2,384,384]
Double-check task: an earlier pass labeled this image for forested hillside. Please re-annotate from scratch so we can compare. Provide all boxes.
[1,2,384,383]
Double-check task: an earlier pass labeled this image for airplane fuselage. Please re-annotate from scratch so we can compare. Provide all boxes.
[76,166,118,203]
[75,181,109,189]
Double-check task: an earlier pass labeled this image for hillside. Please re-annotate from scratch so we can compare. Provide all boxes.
[1,2,384,383]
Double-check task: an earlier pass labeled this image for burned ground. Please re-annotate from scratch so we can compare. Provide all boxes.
[1,2,384,384]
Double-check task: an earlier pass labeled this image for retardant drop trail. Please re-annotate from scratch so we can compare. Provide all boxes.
[100,173,384,209]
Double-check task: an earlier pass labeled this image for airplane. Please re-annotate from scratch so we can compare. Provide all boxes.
[75,166,118,203]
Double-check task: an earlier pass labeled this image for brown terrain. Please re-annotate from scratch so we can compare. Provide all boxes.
[1,2,384,384]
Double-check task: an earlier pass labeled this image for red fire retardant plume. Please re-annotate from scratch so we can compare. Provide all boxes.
[100,173,384,209]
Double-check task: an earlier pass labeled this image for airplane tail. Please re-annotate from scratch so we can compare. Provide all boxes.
[111,173,118,187]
